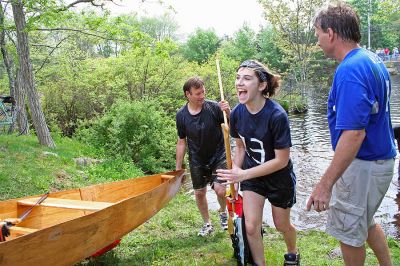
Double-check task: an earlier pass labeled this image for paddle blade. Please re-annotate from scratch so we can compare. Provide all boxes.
[228,214,234,235]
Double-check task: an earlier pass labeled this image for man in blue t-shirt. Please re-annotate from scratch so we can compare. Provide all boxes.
[307,3,396,266]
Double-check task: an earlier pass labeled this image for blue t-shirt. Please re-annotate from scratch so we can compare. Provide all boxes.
[230,99,292,171]
[328,48,396,160]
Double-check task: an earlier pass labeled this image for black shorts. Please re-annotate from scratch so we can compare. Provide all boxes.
[240,161,296,209]
[190,158,227,190]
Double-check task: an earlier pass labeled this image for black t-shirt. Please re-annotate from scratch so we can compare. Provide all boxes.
[176,100,225,166]
[230,99,292,172]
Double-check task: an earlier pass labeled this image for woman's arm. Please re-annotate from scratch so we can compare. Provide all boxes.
[240,148,289,182]
[233,138,245,168]
[218,140,290,184]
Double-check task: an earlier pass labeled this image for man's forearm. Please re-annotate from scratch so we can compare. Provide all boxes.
[176,144,186,170]
[321,129,365,187]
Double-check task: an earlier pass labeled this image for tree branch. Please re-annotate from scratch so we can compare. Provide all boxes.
[34,27,135,43]
[66,0,104,9]
[34,35,71,75]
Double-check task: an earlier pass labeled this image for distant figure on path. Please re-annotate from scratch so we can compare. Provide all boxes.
[384,48,390,61]
[392,47,399,61]
[308,2,396,266]
[175,76,230,237]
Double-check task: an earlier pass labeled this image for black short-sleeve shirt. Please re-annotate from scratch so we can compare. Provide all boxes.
[230,99,292,171]
[176,100,226,166]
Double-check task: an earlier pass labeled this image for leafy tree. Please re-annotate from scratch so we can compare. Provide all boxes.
[256,26,288,73]
[139,14,179,41]
[349,0,400,49]
[0,0,123,147]
[258,0,324,83]
[39,38,186,136]
[220,24,257,62]
[182,28,220,64]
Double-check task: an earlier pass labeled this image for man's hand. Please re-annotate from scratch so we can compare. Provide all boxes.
[306,179,333,212]
[219,100,230,114]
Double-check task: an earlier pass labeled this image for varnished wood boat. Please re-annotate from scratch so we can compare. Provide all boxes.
[0,170,185,266]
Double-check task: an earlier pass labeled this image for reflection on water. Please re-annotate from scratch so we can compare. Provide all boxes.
[204,75,400,239]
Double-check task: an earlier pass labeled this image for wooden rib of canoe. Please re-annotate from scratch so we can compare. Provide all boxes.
[0,170,185,266]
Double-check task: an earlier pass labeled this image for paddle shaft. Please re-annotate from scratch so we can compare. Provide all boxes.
[4,192,50,225]
[216,59,236,236]
[19,192,49,221]
[216,59,228,126]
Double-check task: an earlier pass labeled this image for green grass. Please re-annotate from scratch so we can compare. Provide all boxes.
[0,134,143,199]
[0,133,399,265]
[81,192,400,266]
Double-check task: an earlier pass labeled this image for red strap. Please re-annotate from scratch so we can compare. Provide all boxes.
[91,239,121,257]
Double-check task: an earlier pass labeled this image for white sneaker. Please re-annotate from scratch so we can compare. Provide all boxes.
[198,223,214,236]
[219,212,228,230]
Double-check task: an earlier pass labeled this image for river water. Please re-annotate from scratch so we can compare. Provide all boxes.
[200,74,400,239]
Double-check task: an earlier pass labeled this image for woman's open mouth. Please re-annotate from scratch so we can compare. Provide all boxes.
[238,89,248,101]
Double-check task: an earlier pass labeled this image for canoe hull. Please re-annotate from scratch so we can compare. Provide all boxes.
[0,170,184,266]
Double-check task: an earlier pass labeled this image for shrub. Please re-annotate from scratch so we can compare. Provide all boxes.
[76,100,176,173]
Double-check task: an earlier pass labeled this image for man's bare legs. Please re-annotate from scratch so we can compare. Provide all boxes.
[194,187,209,223]
[340,224,392,266]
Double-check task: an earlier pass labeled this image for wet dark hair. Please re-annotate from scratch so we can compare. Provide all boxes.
[314,2,361,43]
[182,76,204,96]
[237,60,281,97]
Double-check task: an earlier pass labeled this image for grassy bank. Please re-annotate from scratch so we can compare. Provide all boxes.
[81,191,400,266]
[0,134,399,265]
[0,134,143,200]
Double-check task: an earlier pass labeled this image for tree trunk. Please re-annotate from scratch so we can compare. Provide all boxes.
[15,68,29,134]
[0,8,15,97]
[11,0,54,147]
[0,2,29,135]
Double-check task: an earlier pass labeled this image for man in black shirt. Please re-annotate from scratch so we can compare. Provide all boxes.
[176,76,230,236]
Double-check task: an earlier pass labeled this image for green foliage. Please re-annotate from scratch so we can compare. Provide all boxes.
[257,26,288,73]
[38,38,186,136]
[182,28,221,64]
[258,0,325,83]
[276,92,308,113]
[139,14,179,41]
[76,100,176,174]
[220,24,258,62]
[349,0,400,49]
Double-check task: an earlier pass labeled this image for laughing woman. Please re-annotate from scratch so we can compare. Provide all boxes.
[217,60,299,266]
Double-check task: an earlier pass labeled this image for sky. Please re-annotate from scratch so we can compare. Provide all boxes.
[102,0,266,38]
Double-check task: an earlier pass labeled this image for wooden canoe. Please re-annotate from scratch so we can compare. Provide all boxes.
[0,170,185,266]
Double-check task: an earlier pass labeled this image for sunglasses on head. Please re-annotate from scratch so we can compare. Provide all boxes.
[238,60,269,82]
